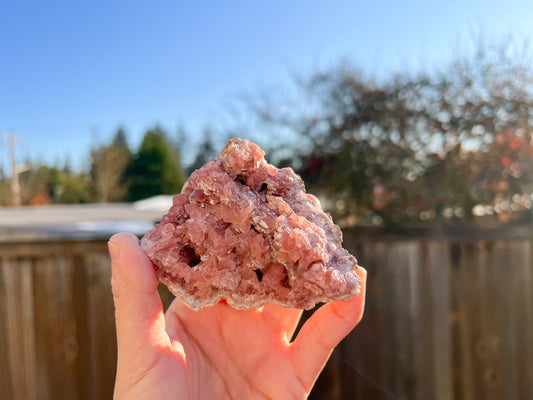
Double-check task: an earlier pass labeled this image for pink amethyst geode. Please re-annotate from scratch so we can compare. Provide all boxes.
[140,138,361,310]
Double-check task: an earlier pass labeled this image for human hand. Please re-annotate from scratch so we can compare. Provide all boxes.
[109,232,366,400]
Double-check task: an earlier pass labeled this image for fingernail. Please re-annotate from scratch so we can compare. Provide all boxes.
[108,240,121,263]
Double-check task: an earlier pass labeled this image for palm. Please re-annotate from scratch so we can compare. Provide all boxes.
[165,301,306,399]
[110,232,366,400]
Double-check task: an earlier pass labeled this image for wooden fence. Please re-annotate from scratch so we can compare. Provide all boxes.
[311,225,533,400]
[1,225,532,399]
[0,240,116,400]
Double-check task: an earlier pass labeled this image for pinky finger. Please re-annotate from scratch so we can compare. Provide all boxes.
[290,267,366,390]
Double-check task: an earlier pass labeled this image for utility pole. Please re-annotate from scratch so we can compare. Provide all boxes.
[1,132,23,207]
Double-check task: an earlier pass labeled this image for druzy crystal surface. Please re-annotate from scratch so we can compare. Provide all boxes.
[141,138,361,310]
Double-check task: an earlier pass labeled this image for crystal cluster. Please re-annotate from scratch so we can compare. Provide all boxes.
[141,138,361,310]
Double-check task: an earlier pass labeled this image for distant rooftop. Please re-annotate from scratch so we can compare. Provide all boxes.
[0,195,173,242]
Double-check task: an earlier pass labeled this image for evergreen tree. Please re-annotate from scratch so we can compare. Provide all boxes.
[112,126,132,156]
[128,126,186,201]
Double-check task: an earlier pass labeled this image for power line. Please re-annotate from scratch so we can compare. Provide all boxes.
[1,132,24,207]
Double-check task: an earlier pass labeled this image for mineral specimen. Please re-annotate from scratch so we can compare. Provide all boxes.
[140,138,361,310]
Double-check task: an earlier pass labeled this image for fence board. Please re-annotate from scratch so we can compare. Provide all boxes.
[393,242,417,399]
[485,242,509,399]
[71,253,92,400]
[498,241,521,400]
[2,257,38,400]
[0,258,14,399]
[518,241,533,400]
[450,242,475,400]
[429,241,453,400]
[462,242,485,400]
[84,252,117,399]
[517,241,533,400]
[6,258,37,400]
[476,242,495,400]
[413,241,434,400]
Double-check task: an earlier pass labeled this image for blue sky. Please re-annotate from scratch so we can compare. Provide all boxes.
[2,0,533,172]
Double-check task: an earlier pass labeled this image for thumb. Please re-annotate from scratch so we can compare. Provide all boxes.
[109,232,169,360]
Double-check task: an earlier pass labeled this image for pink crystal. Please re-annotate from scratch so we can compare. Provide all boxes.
[141,138,361,310]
